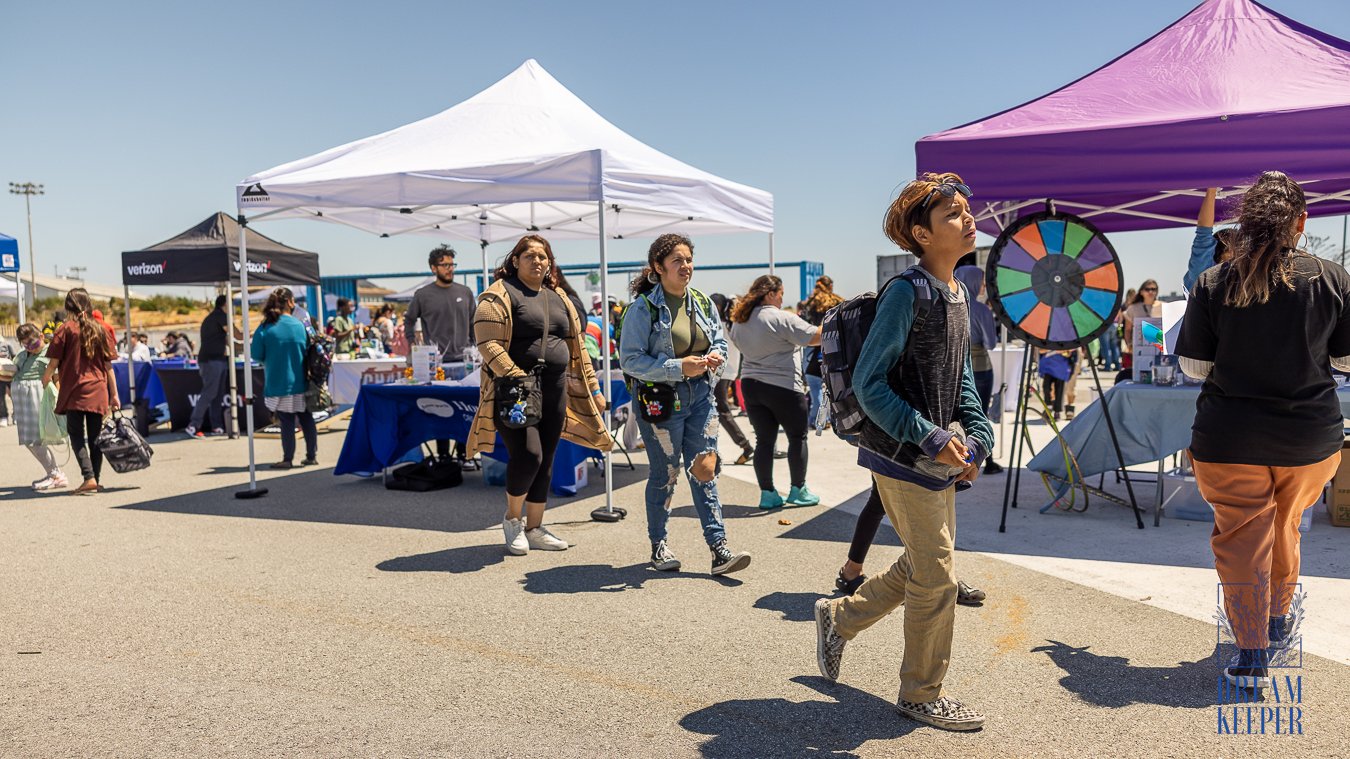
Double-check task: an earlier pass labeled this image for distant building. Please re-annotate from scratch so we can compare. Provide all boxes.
[12,272,137,303]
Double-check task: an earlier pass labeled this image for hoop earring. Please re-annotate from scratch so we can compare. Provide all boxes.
[1297,232,1308,251]
[647,270,660,285]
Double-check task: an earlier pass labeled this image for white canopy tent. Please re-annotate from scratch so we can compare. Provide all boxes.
[0,275,24,301]
[233,59,774,507]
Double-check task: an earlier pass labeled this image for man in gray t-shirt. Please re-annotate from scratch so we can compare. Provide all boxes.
[405,244,476,357]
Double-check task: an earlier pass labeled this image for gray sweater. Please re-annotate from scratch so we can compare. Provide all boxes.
[404,281,476,356]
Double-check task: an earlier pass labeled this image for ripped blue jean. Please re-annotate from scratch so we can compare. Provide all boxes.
[634,376,727,547]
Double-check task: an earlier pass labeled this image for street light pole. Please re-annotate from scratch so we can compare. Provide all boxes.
[9,182,43,312]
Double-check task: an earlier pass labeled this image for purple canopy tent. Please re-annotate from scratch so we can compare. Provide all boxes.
[917,0,1350,235]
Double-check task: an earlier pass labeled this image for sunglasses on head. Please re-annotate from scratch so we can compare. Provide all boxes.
[915,182,973,217]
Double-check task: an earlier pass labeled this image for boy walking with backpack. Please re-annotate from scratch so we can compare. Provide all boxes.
[814,173,994,731]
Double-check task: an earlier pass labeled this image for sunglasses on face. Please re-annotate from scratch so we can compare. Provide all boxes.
[1141,287,1158,292]
[916,182,973,217]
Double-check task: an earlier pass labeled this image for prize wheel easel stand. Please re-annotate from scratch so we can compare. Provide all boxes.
[987,207,1142,531]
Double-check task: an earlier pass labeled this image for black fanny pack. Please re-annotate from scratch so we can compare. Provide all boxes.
[634,381,676,423]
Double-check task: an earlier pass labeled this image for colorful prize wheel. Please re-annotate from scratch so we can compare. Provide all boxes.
[985,212,1124,350]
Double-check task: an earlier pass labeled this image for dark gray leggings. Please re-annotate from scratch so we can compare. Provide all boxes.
[65,410,104,483]
[278,410,317,463]
[742,377,809,491]
[497,372,567,502]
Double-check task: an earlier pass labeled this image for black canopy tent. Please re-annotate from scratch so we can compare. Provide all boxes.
[120,212,321,438]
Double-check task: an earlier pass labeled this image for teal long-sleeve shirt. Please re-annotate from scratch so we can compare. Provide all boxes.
[854,278,995,469]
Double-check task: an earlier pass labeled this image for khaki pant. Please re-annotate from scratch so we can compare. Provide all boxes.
[830,473,957,703]
[1192,453,1339,649]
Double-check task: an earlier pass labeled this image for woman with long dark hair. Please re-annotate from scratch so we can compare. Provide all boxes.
[800,276,843,431]
[468,234,611,555]
[619,233,751,575]
[730,275,822,509]
[42,288,119,494]
[252,287,317,469]
[1177,171,1350,690]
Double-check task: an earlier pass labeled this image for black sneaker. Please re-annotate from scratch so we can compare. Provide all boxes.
[1268,614,1292,650]
[1225,648,1269,691]
[897,695,985,731]
[814,598,845,681]
[957,580,987,606]
[710,540,751,576]
[835,569,866,596]
[651,540,681,572]
[299,457,318,467]
[983,459,1004,475]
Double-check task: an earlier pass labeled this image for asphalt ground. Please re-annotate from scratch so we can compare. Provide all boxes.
[2,426,1348,758]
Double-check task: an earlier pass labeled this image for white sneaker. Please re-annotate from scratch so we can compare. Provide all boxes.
[503,516,529,555]
[525,525,569,551]
[0,418,9,427]
[34,473,68,491]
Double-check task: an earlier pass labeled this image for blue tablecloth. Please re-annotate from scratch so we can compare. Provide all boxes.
[1027,383,1350,480]
[112,361,167,409]
[335,380,631,497]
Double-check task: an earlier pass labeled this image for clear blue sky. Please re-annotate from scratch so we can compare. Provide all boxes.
[4,0,1349,302]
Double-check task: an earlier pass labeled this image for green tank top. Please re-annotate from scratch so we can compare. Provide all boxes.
[665,288,709,358]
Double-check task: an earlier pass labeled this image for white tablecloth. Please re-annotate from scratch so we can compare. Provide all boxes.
[329,359,406,405]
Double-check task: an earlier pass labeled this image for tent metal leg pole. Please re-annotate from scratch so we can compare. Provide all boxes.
[1088,360,1143,528]
[591,199,624,524]
[124,285,136,407]
[1009,345,1026,505]
[225,282,239,438]
[16,276,25,327]
[993,325,1004,453]
[234,214,267,499]
[768,231,775,277]
[999,345,1034,533]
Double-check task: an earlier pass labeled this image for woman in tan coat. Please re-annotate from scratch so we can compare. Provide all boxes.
[469,234,612,555]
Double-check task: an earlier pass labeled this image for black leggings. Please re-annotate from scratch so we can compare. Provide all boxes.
[715,378,752,453]
[1042,376,1065,414]
[278,410,317,463]
[742,377,809,491]
[65,410,104,483]
[498,371,567,502]
[847,478,885,565]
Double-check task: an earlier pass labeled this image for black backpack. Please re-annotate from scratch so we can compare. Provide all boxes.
[385,444,464,492]
[304,332,333,387]
[818,268,935,437]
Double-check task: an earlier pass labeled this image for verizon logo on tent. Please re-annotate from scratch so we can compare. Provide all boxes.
[232,260,272,274]
[127,260,168,276]
[240,183,270,203]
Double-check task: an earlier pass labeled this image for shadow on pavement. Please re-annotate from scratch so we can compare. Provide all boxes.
[117,468,590,535]
[670,503,767,521]
[377,544,506,574]
[777,503,901,549]
[754,591,822,622]
[519,562,742,594]
[681,675,919,757]
[1032,639,1221,709]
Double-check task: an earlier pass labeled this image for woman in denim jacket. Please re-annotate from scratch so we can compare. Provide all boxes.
[619,233,752,577]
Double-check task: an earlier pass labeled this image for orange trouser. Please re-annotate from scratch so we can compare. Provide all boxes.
[1192,453,1339,649]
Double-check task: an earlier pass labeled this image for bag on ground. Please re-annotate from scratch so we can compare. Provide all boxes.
[385,447,463,492]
